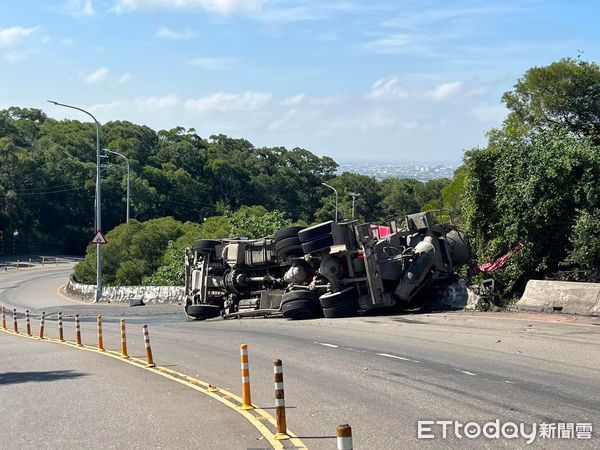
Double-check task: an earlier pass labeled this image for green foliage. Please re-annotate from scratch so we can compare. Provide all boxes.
[564,210,600,281]
[74,217,198,285]
[502,58,600,142]
[142,242,186,286]
[228,206,293,238]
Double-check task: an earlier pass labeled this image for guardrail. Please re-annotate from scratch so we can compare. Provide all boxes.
[1,256,73,272]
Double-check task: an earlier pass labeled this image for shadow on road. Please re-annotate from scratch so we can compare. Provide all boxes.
[0,370,88,386]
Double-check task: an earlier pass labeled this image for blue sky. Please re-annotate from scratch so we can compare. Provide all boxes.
[1,0,598,162]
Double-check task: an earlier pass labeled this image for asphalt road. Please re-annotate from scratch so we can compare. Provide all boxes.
[2,267,600,449]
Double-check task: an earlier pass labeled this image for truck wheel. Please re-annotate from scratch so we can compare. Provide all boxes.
[281,289,319,304]
[319,287,357,308]
[192,239,222,251]
[298,221,333,243]
[275,236,303,259]
[185,304,221,320]
[301,234,334,254]
[322,300,357,318]
[281,299,321,320]
[274,226,304,243]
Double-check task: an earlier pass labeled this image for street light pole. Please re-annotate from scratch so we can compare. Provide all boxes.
[48,100,103,302]
[322,183,338,222]
[104,149,130,224]
[349,192,361,219]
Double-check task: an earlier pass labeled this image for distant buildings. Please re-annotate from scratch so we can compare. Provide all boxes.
[336,161,458,181]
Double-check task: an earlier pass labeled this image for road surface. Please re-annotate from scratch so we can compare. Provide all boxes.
[2,267,599,449]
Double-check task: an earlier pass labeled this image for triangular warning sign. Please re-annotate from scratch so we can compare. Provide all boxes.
[91,230,108,245]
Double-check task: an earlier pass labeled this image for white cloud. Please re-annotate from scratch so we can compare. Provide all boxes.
[113,0,264,15]
[188,57,237,70]
[5,48,39,63]
[185,91,271,112]
[61,38,74,46]
[82,67,111,84]
[59,0,96,17]
[135,94,179,109]
[281,93,305,106]
[116,73,133,84]
[367,77,407,100]
[42,36,52,44]
[0,26,39,46]
[471,103,506,123]
[156,26,196,40]
[427,81,463,100]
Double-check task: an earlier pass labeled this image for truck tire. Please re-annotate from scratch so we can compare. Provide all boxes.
[281,299,321,320]
[274,226,304,243]
[281,289,318,305]
[192,239,222,251]
[298,221,333,243]
[275,236,302,256]
[319,287,357,308]
[301,234,334,254]
[185,304,221,320]
[322,300,357,318]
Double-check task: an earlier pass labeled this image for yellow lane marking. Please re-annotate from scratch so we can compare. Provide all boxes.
[55,283,88,305]
[0,328,307,449]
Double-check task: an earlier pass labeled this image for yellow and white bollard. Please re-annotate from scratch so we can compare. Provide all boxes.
[55,257,59,267]
[273,359,288,439]
[97,315,104,351]
[39,311,45,339]
[16,260,20,270]
[25,310,31,336]
[240,344,253,410]
[58,312,64,341]
[142,325,155,367]
[12,308,18,333]
[120,319,128,358]
[2,306,6,329]
[42,256,45,268]
[336,424,353,450]
[28,258,32,268]
[75,314,82,346]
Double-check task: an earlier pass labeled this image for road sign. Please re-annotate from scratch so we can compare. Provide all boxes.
[91,230,107,245]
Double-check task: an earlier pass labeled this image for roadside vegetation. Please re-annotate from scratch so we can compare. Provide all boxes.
[2,57,599,299]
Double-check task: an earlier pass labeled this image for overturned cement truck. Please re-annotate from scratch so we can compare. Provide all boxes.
[184,212,471,320]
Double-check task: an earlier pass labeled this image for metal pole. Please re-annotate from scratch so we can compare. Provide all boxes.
[322,183,338,222]
[104,149,130,223]
[349,192,361,219]
[47,100,102,302]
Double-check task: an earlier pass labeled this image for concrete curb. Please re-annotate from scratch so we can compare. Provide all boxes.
[514,280,600,316]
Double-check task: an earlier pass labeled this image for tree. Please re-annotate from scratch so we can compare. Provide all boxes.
[502,57,600,142]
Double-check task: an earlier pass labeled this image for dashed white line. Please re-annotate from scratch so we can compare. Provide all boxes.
[455,369,478,376]
[377,353,419,363]
[505,380,515,384]
[314,342,339,348]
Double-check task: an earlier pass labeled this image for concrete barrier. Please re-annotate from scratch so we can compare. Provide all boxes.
[66,276,184,304]
[515,280,600,316]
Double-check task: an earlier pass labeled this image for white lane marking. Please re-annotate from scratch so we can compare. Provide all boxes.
[455,369,477,376]
[315,342,339,348]
[505,380,515,384]
[377,353,419,363]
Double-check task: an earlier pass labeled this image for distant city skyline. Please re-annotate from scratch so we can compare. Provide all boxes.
[1,1,599,161]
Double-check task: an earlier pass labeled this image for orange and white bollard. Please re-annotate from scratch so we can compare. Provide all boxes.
[2,306,6,329]
[120,319,128,358]
[240,344,253,410]
[273,359,288,439]
[96,315,104,351]
[12,308,18,333]
[58,311,64,341]
[25,310,31,336]
[336,424,353,450]
[75,314,82,346]
[142,325,155,367]
[39,311,45,339]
